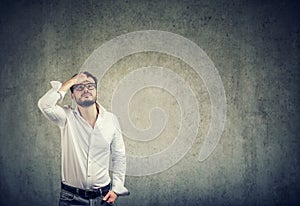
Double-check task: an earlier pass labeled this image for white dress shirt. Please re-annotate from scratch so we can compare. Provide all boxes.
[38,81,128,195]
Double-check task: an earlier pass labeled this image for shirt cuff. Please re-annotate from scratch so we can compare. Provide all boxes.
[50,81,66,103]
[50,81,62,91]
[111,181,129,196]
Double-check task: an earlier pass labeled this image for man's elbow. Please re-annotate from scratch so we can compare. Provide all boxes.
[37,97,52,112]
[37,98,43,110]
[38,98,46,111]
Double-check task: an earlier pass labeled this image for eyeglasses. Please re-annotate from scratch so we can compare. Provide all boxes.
[73,83,96,91]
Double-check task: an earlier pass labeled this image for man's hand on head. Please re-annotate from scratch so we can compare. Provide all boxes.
[59,73,86,93]
[73,73,87,84]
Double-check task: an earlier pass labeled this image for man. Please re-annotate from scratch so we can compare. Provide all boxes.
[38,72,128,206]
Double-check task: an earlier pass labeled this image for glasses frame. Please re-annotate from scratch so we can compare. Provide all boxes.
[72,83,97,91]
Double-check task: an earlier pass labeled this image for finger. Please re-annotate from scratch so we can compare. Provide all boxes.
[107,195,118,203]
[73,72,81,78]
[102,193,110,201]
[76,73,85,79]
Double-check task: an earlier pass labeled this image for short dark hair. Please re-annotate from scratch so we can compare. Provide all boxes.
[70,71,98,93]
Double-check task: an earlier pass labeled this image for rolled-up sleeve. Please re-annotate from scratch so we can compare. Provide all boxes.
[110,115,129,196]
[38,81,67,127]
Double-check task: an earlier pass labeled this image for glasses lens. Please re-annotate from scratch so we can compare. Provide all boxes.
[87,84,96,90]
[75,85,85,91]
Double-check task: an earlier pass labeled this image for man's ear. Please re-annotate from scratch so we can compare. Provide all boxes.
[71,93,75,99]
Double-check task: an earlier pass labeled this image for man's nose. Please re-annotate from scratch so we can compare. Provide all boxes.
[83,86,89,92]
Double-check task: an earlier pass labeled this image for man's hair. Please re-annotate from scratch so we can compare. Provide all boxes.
[70,71,98,93]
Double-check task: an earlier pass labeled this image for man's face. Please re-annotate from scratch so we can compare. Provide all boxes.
[71,75,97,107]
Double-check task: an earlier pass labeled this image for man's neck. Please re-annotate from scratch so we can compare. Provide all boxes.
[77,103,98,128]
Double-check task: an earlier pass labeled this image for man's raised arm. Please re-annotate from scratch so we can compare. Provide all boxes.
[37,73,85,127]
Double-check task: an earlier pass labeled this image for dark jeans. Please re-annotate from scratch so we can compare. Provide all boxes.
[59,188,115,206]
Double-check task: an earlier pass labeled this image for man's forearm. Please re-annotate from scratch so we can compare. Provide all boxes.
[111,152,128,195]
[38,81,67,126]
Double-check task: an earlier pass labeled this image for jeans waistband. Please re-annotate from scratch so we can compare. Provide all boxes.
[61,182,110,199]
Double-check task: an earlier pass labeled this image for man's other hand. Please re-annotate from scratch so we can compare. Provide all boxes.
[102,190,118,205]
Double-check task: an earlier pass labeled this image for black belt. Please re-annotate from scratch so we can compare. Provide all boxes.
[61,182,110,199]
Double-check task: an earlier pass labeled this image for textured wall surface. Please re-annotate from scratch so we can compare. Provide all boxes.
[0,0,299,205]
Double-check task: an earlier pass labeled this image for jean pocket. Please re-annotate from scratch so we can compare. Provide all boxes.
[101,201,113,206]
[60,189,75,201]
[102,189,110,197]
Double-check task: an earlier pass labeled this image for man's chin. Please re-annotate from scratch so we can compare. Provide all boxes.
[77,100,96,107]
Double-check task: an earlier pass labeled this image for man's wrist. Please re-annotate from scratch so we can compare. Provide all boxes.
[111,190,119,197]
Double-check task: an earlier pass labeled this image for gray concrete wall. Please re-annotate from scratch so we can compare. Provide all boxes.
[0,0,299,205]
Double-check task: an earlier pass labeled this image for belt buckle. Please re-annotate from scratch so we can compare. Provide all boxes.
[100,188,103,195]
